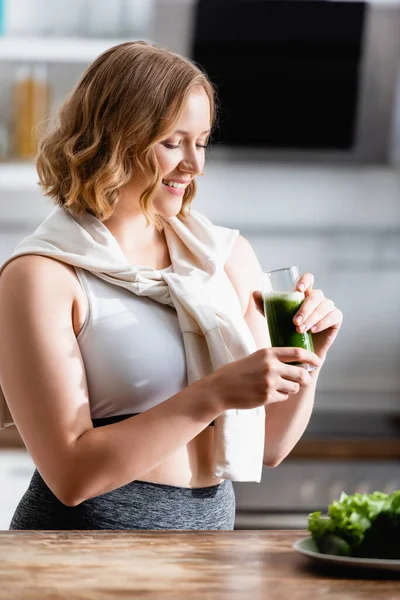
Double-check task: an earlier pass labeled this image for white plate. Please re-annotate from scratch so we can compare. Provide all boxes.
[293,537,400,572]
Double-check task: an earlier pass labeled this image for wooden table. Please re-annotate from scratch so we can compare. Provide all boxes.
[0,530,399,600]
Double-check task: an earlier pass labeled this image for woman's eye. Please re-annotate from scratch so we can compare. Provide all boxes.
[162,142,179,150]
[161,141,208,150]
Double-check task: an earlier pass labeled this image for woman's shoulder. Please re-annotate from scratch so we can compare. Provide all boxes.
[0,254,81,306]
[224,234,262,315]
[225,234,260,275]
[1,253,76,280]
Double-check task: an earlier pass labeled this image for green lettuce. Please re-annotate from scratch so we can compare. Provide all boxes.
[308,490,400,559]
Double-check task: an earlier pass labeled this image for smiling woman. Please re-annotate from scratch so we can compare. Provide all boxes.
[0,41,342,531]
[141,88,211,217]
[35,41,215,232]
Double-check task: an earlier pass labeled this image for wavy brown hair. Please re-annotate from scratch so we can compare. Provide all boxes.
[36,41,215,229]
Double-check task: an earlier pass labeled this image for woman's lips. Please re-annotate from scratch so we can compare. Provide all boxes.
[162,181,186,196]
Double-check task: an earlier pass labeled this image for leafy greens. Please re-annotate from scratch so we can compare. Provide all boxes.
[308,490,400,559]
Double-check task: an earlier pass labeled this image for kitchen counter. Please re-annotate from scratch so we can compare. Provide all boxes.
[0,531,399,600]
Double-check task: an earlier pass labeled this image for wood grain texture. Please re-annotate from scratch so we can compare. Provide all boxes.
[0,531,399,600]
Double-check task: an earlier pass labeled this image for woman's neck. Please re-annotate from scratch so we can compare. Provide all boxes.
[103,210,170,269]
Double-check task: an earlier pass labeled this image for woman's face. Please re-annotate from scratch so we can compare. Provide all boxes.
[152,86,211,218]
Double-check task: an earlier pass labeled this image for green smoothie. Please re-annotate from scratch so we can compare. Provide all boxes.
[263,291,314,362]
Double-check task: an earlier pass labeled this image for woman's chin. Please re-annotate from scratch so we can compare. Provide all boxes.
[155,200,183,219]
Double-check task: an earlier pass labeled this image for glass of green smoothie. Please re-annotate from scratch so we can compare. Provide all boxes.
[262,266,315,371]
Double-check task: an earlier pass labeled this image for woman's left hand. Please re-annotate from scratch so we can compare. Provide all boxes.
[253,272,343,362]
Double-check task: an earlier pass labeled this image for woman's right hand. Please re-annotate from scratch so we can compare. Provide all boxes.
[212,347,323,411]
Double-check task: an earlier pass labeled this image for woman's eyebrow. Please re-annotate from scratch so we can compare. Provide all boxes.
[173,129,211,136]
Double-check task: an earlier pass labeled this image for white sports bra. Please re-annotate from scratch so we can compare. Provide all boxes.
[74,267,187,420]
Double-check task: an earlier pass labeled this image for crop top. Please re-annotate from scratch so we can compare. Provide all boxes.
[74,267,188,420]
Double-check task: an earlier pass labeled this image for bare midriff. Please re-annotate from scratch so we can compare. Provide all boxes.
[135,427,222,488]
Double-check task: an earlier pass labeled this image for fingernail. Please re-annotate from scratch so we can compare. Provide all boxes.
[298,324,306,332]
[294,315,303,325]
[311,325,317,333]
[298,283,305,291]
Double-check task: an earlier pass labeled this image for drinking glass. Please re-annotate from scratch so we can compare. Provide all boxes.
[262,265,315,371]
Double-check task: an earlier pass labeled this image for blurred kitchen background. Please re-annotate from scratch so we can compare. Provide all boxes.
[0,0,400,530]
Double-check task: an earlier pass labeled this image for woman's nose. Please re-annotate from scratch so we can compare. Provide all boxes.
[179,153,203,175]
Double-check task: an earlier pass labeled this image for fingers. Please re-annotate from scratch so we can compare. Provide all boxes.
[296,272,314,292]
[272,366,310,401]
[308,307,343,334]
[269,391,290,404]
[295,296,334,333]
[293,288,324,326]
[277,378,301,395]
[280,364,312,387]
[273,346,323,369]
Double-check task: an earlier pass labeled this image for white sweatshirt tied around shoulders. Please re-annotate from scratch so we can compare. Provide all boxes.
[0,206,265,482]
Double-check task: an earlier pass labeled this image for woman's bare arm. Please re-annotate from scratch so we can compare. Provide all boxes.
[0,255,225,507]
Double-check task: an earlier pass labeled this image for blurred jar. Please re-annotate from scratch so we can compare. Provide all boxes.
[12,64,51,160]
[0,123,9,161]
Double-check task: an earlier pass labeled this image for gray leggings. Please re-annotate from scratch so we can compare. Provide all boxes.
[9,471,235,530]
[9,415,235,531]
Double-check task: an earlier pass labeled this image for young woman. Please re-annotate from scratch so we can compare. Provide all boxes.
[0,42,342,530]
